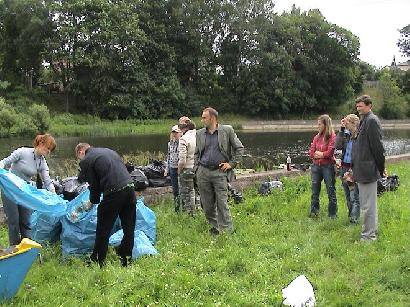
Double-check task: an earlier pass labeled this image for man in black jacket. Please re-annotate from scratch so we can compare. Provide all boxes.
[76,143,136,266]
[352,95,385,241]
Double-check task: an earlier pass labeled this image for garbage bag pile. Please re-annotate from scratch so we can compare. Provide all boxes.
[377,174,399,195]
[0,169,158,260]
[126,160,171,189]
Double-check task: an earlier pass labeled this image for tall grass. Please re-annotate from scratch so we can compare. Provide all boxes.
[1,161,409,306]
[50,114,248,137]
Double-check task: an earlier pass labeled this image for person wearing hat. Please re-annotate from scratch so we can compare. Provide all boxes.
[177,116,197,214]
[165,124,182,209]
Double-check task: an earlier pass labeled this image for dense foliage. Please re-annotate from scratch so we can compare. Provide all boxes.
[0,0,365,119]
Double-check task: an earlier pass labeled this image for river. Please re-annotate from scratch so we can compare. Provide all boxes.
[0,130,409,172]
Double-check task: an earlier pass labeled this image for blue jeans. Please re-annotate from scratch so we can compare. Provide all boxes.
[310,164,337,217]
[339,167,360,222]
[169,167,179,200]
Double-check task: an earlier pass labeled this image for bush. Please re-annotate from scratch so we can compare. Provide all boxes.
[13,114,37,137]
[379,96,408,119]
[0,99,18,136]
[28,104,51,133]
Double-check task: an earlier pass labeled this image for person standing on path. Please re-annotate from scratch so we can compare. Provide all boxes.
[308,114,337,218]
[352,95,385,241]
[195,107,244,235]
[75,143,136,267]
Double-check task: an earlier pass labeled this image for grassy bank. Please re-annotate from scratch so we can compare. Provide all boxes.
[1,161,409,306]
[49,114,246,137]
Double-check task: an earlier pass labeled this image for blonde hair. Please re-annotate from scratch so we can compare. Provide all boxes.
[345,114,359,125]
[345,113,360,136]
[318,114,334,142]
[75,143,91,156]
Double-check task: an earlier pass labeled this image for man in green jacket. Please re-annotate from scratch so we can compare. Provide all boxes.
[195,107,244,235]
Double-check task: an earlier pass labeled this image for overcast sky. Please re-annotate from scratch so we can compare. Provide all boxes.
[274,0,409,67]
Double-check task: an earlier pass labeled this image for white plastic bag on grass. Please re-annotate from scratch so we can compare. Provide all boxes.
[282,275,316,307]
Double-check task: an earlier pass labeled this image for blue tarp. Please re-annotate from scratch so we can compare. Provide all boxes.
[30,211,62,244]
[0,169,158,258]
[109,229,158,259]
[0,169,67,216]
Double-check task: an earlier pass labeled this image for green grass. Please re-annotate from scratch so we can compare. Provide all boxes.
[49,113,247,137]
[1,161,409,306]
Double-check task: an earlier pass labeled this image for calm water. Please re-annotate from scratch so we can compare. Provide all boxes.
[0,130,409,171]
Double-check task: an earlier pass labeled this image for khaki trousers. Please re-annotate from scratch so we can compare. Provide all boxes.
[196,166,233,232]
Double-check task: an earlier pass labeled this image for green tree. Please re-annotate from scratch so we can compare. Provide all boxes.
[397,24,409,57]
[0,0,52,88]
[379,70,407,119]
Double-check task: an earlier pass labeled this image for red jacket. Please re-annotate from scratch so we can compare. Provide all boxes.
[309,132,336,165]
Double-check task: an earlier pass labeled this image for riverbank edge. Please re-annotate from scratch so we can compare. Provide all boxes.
[0,153,408,224]
[140,153,410,204]
[241,119,410,132]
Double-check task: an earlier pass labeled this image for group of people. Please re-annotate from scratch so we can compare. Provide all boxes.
[0,97,385,268]
[309,95,385,241]
[0,106,244,266]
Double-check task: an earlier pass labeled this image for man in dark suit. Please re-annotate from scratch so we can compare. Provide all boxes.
[352,95,385,241]
[195,107,244,235]
[76,143,136,266]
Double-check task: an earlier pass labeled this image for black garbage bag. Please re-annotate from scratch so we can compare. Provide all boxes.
[148,177,171,187]
[61,177,89,201]
[258,180,283,196]
[130,169,149,191]
[125,161,135,173]
[228,183,244,204]
[142,160,166,179]
[377,174,399,195]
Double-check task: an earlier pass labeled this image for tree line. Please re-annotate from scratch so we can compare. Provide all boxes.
[0,0,408,120]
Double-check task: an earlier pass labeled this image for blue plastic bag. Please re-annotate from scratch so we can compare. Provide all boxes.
[136,197,156,244]
[60,190,121,256]
[60,190,99,256]
[109,229,158,259]
[0,169,67,215]
[29,211,62,244]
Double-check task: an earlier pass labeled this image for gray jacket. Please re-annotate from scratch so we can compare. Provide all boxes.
[0,147,54,191]
[195,124,244,181]
[352,111,385,183]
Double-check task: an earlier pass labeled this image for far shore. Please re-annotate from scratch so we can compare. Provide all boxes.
[240,119,410,132]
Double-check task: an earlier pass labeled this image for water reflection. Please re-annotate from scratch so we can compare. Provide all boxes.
[0,130,409,171]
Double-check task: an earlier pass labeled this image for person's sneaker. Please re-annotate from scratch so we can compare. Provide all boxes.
[209,227,220,236]
[308,211,318,218]
[329,215,337,219]
[350,218,359,224]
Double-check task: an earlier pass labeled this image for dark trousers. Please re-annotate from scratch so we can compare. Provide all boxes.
[92,187,136,266]
[169,167,179,199]
[1,192,32,245]
[310,164,337,217]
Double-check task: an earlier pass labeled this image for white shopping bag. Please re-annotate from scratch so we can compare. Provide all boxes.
[282,275,316,307]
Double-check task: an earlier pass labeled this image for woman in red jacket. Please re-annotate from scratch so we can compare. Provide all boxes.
[308,114,337,218]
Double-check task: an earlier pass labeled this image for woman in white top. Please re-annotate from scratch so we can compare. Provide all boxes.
[0,134,56,245]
